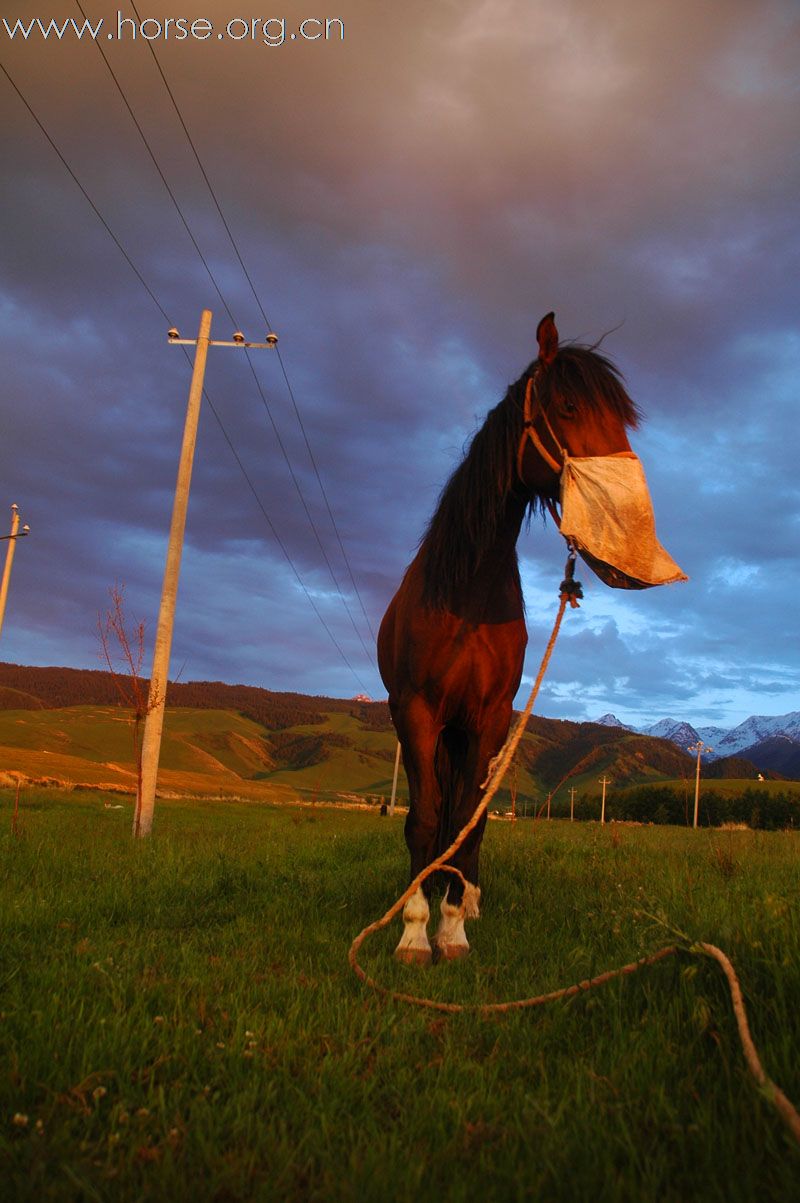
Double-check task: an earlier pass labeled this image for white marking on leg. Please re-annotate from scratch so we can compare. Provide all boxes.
[435,884,481,960]
[394,885,432,965]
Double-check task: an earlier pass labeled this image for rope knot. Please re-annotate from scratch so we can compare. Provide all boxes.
[559,554,583,608]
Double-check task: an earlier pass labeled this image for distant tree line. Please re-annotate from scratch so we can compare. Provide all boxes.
[561,785,798,830]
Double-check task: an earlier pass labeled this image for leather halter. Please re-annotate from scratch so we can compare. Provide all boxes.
[516,367,565,481]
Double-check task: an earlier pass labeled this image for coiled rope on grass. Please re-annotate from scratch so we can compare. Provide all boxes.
[349,560,800,1146]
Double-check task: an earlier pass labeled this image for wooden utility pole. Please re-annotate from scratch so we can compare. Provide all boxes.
[599,776,610,825]
[546,791,552,820]
[689,740,712,829]
[135,310,277,837]
[389,740,402,817]
[0,504,30,642]
[569,786,576,822]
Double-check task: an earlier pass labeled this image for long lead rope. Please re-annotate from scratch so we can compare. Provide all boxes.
[348,558,800,1147]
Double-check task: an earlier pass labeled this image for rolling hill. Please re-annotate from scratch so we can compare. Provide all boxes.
[0,661,782,806]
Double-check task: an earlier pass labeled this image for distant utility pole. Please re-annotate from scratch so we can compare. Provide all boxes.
[688,740,713,829]
[135,310,278,838]
[389,741,402,817]
[569,786,576,822]
[599,776,611,825]
[546,791,552,820]
[0,503,30,643]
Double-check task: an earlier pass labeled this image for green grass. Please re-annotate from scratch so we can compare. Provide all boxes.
[1,790,798,1201]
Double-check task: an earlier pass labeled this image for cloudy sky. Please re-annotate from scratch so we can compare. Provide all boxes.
[1,0,798,729]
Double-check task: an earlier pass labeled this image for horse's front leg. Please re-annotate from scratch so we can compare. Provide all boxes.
[392,700,442,966]
[435,712,510,960]
[436,872,483,961]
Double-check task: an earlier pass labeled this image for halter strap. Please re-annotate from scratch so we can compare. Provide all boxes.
[516,370,565,479]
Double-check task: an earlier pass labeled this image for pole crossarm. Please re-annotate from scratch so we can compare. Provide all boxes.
[168,338,278,349]
[167,327,278,351]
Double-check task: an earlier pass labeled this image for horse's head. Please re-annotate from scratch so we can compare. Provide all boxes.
[516,312,641,497]
[516,314,685,591]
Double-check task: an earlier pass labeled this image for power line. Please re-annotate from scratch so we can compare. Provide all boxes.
[192,370,371,693]
[127,0,272,330]
[242,348,377,663]
[72,0,238,327]
[126,0,377,642]
[1,59,372,691]
[80,0,376,655]
[0,60,170,325]
[276,346,378,641]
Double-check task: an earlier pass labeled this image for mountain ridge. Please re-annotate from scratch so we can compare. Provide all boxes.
[593,709,800,777]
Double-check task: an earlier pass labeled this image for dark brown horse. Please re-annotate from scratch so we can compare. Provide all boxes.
[377,313,641,963]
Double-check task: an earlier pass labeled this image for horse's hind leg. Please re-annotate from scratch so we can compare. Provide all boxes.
[391,699,442,965]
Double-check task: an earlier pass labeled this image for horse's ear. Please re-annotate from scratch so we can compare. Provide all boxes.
[536,312,559,366]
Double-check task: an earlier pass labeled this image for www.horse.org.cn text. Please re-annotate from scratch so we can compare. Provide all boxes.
[1,14,346,46]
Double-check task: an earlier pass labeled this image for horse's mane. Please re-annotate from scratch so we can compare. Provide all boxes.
[420,344,640,608]
[537,343,641,428]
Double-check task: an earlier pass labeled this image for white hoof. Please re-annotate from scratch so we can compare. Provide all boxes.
[395,886,431,965]
[434,884,481,960]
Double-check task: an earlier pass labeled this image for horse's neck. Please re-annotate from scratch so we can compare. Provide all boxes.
[460,492,527,620]
[489,492,529,560]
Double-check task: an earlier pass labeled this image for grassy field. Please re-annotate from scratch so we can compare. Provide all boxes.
[1,789,798,1201]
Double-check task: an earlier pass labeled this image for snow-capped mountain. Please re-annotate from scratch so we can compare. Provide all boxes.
[711,712,800,758]
[591,710,800,765]
[643,718,701,752]
[593,713,636,731]
[695,725,729,747]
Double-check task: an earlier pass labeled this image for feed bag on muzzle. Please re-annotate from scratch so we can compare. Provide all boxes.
[558,451,688,590]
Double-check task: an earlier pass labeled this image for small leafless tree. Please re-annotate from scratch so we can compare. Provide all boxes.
[98,584,160,827]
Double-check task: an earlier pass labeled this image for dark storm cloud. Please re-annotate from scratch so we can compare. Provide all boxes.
[1,0,798,723]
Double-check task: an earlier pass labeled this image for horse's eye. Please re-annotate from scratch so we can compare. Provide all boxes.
[559,400,577,419]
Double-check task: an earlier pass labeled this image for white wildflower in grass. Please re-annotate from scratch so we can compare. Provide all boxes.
[12,1113,29,1128]
[92,1086,107,1102]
